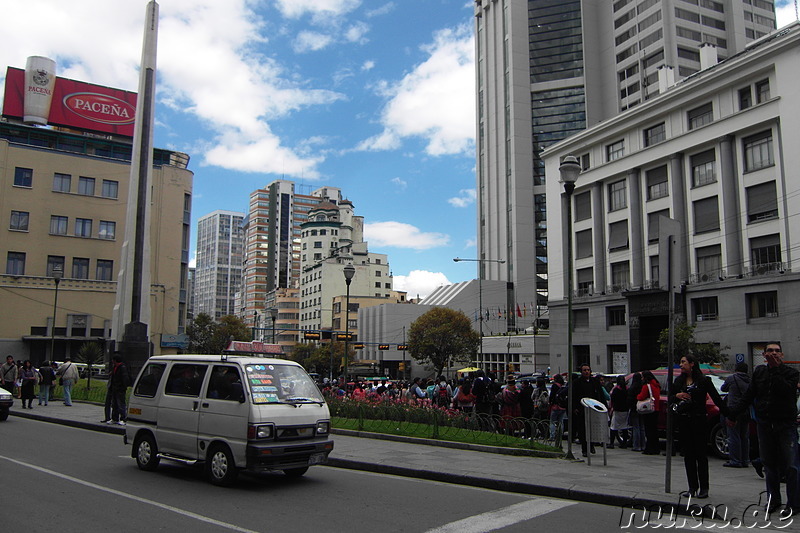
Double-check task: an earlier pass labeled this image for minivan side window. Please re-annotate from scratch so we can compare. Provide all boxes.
[165,364,207,397]
[134,363,167,398]
[206,365,244,402]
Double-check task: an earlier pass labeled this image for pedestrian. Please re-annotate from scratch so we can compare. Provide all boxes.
[638,370,662,456]
[433,376,453,408]
[453,379,476,412]
[19,360,38,409]
[472,370,494,416]
[609,375,630,448]
[549,374,567,440]
[721,362,751,468]
[49,361,59,401]
[627,372,645,452]
[38,361,56,406]
[729,342,799,514]
[518,379,534,438]
[56,357,80,406]
[572,364,605,456]
[107,355,131,425]
[670,354,727,499]
[407,377,426,402]
[1,355,18,393]
[498,376,521,434]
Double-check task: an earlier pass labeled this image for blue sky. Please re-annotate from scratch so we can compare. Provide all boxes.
[1,1,797,299]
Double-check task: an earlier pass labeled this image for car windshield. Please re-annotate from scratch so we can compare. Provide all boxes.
[244,363,324,405]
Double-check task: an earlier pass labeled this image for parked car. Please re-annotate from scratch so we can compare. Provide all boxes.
[0,387,13,421]
[626,368,745,459]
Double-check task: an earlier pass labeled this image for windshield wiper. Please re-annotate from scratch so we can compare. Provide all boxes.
[285,396,324,406]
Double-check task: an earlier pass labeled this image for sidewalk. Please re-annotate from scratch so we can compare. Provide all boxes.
[9,401,778,521]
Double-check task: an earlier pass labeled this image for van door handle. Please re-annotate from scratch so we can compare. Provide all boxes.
[193,401,199,411]
[202,403,209,408]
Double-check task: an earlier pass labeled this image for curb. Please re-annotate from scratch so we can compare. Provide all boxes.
[9,405,125,435]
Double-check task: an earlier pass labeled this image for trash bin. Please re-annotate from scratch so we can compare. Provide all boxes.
[581,397,609,466]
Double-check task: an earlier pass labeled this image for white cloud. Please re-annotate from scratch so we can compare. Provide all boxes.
[274,0,362,20]
[448,188,476,208]
[361,60,375,71]
[391,177,407,189]
[293,31,334,52]
[0,0,345,180]
[364,221,450,250]
[393,270,451,300]
[357,24,475,156]
[776,3,797,28]
[345,22,370,44]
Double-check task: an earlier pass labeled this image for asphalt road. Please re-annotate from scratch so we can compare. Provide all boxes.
[2,418,642,532]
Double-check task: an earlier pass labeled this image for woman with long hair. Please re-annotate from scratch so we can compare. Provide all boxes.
[638,370,661,455]
[670,354,727,499]
[627,372,645,451]
[549,374,567,440]
[19,360,37,409]
[609,375,630,448]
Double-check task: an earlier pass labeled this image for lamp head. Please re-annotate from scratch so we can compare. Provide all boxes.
[558,155,581,189]
[52,265,63,282]
[267,307,278,319]
[343,264,355,282]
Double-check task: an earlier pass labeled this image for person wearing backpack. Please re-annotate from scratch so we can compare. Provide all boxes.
[434,376,453,408]
[532,377,550,420]
[549,374,567,440]
[721,362,751,468]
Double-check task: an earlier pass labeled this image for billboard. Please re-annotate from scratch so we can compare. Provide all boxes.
[3,65,137,137]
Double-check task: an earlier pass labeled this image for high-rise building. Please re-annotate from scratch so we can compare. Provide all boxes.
[474,0,776,329]
[194,210,245,319]
[242,180,342,327]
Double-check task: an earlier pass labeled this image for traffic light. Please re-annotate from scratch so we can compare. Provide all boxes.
[335,333,353,341]
[378,344,390,350]
[353,343,365,350]
[398,362,405,371]
[397,344,408,351]
[304,331,320,340]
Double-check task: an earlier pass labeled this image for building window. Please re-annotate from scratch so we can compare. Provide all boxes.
[750,234,781,269]
[755,79,770,103]
[78,176,95,196]
[606,140,625,161]
[650,255,659,283]
[647,209,670,243]
[608,221,629,251]
[693,297,719,322]
[611,261,630,288]
[577,267,593,296]
[747,291,778,319]
[646,166,668,199]
[99,220,116,240]
[53,173,71,192]
[6,252,25,275]
[96,260,114,281]
[691,149,716,187]
[375,271,382,277]
[576,229,593,259]
[50,215,68,235]
[746,181,778,222]
[743,131,774,172]
[575,192,592,221]
[696,245,722,279]
[313,241,322,248]
[573,309,590,329]
[739,86,753,110]
[101,179,119,199]
[14,167,33,187]
[72,258,90,279]
[47,256,65,277]
[688,103,713,129]
[10,210,29,231]
[644,123,666,147]
[693,196,720,234]
[609,180,627,211]
[607,306,626,327]
[75,218,92,238]
[580,153,591,171]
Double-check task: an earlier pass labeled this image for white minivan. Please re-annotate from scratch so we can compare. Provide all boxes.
[124,354,333,485]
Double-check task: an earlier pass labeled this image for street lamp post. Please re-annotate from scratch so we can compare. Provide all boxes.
[559,154,581,461]
[452,257,505,366]
[253,310,259,341]
[342,264,355,385]
[266,307,278,344]
[50,264,63,360]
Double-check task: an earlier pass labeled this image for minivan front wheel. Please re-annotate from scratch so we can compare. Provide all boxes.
[134,432,160,471]
[710,422,729,459]
[206,444,238,486]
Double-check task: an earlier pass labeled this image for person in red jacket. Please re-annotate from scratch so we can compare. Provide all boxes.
[637,370,661,455]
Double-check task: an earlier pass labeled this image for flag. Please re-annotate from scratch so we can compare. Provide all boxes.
[516,304,522,318]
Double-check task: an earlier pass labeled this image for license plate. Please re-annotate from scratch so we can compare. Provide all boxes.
[308,452,327,465]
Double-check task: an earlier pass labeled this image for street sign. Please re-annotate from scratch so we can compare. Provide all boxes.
[736,353,745,364]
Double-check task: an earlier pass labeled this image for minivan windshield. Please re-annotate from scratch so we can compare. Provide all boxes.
[244,363,324,405]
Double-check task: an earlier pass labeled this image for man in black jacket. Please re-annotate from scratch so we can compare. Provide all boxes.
[730,342,799,513]
[572,364,605,456]
[108,355,132,426]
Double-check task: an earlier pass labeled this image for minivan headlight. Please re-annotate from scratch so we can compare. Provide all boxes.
[248,424,274,440]
[316,421,330,435]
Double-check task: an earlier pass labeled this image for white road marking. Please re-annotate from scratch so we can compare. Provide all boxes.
[0,454,259,533]
[425,498,577,533]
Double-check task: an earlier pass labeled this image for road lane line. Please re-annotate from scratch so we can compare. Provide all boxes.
[425,498,577,533]
[0,454,259,533]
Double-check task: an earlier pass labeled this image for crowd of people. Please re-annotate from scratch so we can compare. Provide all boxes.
[0,355,80,407]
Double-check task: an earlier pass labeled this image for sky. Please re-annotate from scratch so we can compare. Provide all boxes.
[1,1,797,300]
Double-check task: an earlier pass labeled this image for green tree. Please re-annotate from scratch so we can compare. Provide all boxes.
[657,319,728,365]
[408,307,480,376]
[210,315,252,354]
[74,341,104,388]
[187,313,217,353]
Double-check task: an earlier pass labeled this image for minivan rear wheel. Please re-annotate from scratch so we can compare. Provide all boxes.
[135,432,160,471]
[206,444,238,486]
[283,467,308,478]
[710,422,728,459]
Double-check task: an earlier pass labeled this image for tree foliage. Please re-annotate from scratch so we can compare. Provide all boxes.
[290,341,351,378]
[657,319,728,365]
[407,307,481,376]
[187,313,252,354]
[74,341,104,388]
